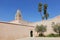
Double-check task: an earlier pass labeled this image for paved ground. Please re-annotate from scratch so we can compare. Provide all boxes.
[16,37,60,40]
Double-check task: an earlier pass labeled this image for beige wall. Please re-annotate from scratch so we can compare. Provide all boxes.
[0,22,34,40]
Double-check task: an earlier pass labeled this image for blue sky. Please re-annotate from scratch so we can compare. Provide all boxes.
[0,0,60,22]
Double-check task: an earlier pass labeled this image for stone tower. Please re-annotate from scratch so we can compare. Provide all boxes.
[15,9,22,21]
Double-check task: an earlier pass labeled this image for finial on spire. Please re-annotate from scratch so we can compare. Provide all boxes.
[15,9,22,20]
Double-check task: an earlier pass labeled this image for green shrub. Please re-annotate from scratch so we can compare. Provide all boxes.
[38,33,45,37]
[47,33,60,37]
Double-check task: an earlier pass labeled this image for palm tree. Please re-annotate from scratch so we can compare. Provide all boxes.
[52,23,60,36]
[44,4,47,14]
[35,25,47,36]
[44,4,49,20]
[45,13,49,20]
[38,2,43,19]
[38,2,42,12]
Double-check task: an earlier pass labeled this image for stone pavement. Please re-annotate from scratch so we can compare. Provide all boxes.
[16,37,60,40]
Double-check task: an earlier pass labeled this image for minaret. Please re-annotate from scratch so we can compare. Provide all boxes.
[15,9,22,21]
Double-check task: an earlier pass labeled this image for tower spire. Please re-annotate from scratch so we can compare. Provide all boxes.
[15,9,22,20]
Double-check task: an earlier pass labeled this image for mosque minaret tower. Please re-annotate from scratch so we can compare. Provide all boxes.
[15,9,22,21]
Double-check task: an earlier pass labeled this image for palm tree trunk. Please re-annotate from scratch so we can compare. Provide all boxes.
[40,12,42,17]
[40,12,44,20]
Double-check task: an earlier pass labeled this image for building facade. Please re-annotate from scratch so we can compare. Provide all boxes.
[0,10,60,40]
